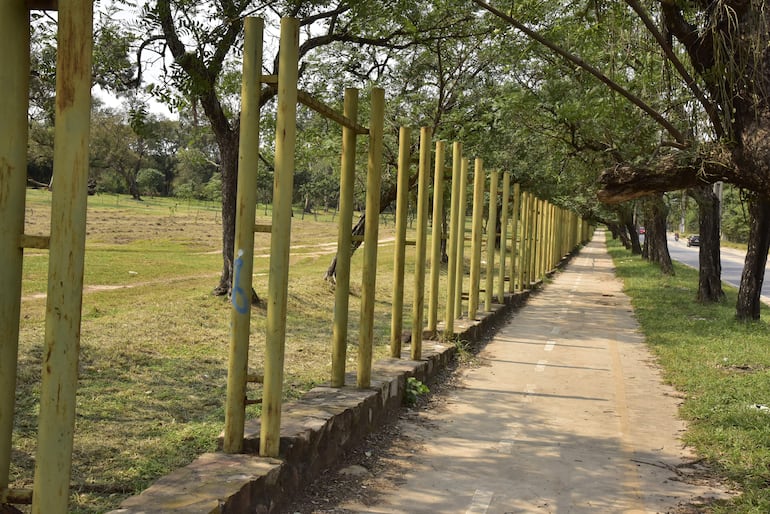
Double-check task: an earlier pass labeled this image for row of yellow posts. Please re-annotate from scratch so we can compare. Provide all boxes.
[0,9,592,513]
[222,16,593,461]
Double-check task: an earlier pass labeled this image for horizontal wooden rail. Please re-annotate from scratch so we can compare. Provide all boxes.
[20,234,50,249]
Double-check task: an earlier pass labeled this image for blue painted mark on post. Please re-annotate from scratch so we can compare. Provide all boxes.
[232,249,249,314]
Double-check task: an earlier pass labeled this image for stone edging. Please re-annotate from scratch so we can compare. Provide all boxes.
[110,288,538,513]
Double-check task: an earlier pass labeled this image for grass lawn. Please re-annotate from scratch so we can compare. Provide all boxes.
[12,189,429,513]
[606,234,770,513]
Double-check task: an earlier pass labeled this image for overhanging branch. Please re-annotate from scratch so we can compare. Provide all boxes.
[471,0,689,146]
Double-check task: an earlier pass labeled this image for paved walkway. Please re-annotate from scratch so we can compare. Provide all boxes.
[332,230,729,513]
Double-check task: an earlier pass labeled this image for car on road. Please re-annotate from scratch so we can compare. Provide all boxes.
[687,235,700,247]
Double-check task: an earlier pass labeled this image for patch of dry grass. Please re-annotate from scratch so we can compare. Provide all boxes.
[12,190,454,513]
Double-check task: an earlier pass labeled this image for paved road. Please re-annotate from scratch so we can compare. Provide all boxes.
[667,235,770,301]
[307,231,729,513]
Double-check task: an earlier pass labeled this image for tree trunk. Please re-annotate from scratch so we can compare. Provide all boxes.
[324,215,366,281]
[324,164,420,281]
[689,185,725,303]
[213,134,239,296]
[642,195,674,274]
[608,221,631,249]
[736,196,770,321]
[128,174,142,201]
[617,205,642,254]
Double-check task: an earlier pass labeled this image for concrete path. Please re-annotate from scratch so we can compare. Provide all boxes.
[331,230,729,513]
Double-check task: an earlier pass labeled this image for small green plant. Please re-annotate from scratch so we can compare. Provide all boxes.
[404,377,429,406]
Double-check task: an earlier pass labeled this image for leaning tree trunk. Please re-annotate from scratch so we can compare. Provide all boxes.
[324,161,421,281]
[689,184,725,303]
[617,205,642,254]
[642,195,674,274]
[607,222,631,249]
[324,215,366,282]
[736,196,770,321]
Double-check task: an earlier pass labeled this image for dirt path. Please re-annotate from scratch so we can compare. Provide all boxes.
[289,231,731,513]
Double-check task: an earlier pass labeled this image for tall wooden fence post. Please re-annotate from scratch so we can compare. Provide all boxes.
[358,87,385,388]
[498,172,510,302]
[444,142,462,337]
[509,183,521,293]
[468,159,485,320]
[519,192,532,289]
[261,17,299,458]
[32,1,94,511]
[0,0,30,495]
[427,140,446,333]
[331,88,359,385]
[484,171,498,311]
[411,127,432,360]
[224,17,263,453]
[389,126,411,358]
[454,158,469,318]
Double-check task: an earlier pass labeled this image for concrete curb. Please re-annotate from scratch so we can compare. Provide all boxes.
[110,277,559,513]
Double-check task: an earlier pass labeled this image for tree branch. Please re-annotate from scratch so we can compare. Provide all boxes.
[471,0,689,146]
[625,0,725,139]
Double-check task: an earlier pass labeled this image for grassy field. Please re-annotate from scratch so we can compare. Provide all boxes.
[606,235,770,512]
[12,189,437,513]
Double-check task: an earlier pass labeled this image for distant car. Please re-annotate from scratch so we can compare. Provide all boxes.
[687,235,700,247]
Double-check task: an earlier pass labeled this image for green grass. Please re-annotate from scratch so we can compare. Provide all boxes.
[11,189,463,513]
[606,234,770,513]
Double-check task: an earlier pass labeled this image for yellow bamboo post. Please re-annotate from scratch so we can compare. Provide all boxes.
[517,191,529,289]
[541,200,553,278]
[390,126,411,358]
[497,172,510,302]
[535,200,546,281]
[32,1,93,511]
[508,183,521,293]
[357,87,385,388]
[541,200,553,277]
[0,0,30,495]
[531,198,541,282]
[332,88,359,383]
[521,193,533,288]
[411,127,432,360]
[427,140,445,333]
[484,170,498,311]
[468,159,485,320]
[223,18,263,453]
[453,157,469,318]
[527,197,538,285]
[260,17,299,458]
[444,142,462,337]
